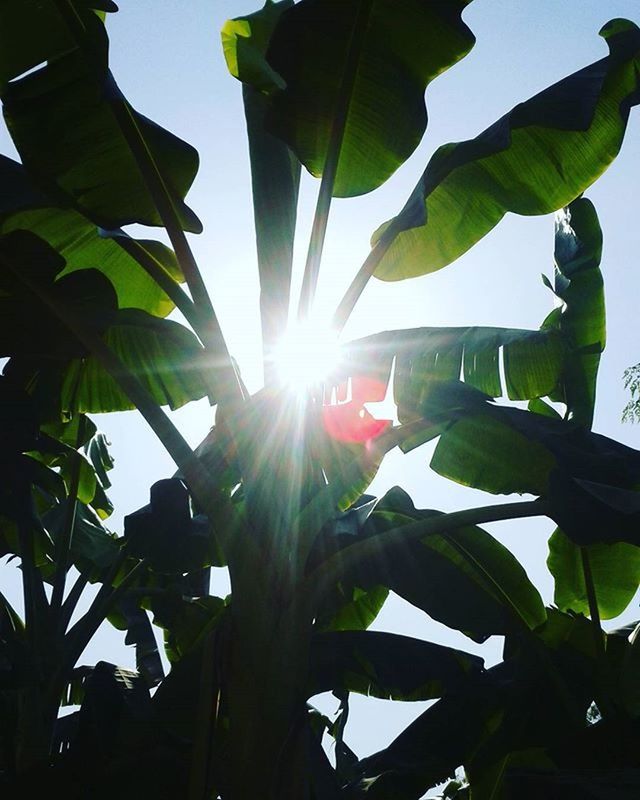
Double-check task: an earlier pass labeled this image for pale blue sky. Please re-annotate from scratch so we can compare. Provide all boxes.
[2,0,640,774]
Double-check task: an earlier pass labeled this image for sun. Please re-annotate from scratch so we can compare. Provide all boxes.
[273,320,341,392]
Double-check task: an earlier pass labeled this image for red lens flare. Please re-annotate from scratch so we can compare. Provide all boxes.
[322,376,392,443]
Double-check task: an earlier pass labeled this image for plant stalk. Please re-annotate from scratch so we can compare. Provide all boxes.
[332,236,391,333]
[111,233,200,325]
[580,546,610,691]
[50,415,87,621]
[54,555,145,701]
[297,0,373,320]
[17,515,47,654]
[58,571,89,633]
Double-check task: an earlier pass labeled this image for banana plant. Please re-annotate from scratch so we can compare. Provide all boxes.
[1,1,640,799]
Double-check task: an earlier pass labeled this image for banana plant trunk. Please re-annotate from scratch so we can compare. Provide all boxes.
[227,560,313,799]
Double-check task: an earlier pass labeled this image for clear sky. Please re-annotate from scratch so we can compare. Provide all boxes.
[2,0,640,777]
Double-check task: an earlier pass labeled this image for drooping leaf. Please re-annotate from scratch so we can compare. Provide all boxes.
[146,591,226,663]
[38,417,114,517]
[3,212,182,318]
[124,479,218,573]
[547,528,640,620]
[542,199,611,613]
[348,609,598,800]
[85,431,114,491]
[41,413,97,450]
[546,197,605,427]
[309,630,483,700]
[259,0,476,196]
[430,388,640,505]
[115,593,164,687]
[2,45,202,231]
[335,487,546,641]
[0,230,118,361]
[547,473,640,547]
[60,450,97,505]
[372,20,640,279]
[60,309,210,412]
[4,273,208,414]
[0,154,186,317]
[429,390,640,547]
[431,410,556,496]
[346,675,502,798]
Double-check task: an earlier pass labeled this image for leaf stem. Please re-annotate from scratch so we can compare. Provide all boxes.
[59,571,89,633]
[53,553,144,701]
[110,232,200,326]
[17,515,47,652]
[580,546,608,664]
[297,0,373,320]
[50,415,87,622]
[332,237,391,333]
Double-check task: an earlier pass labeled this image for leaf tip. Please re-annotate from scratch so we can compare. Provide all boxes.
[599,18,640,48]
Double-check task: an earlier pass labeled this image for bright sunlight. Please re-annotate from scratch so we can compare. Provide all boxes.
[273,320,341,391]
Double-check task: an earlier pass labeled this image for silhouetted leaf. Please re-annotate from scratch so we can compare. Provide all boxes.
[310,630,483,700]
[43,501,119,581]
[2,44,201,231]
[124,479,217,573]
[0,0,110,89]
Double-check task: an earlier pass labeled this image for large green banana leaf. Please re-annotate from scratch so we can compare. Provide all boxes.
[0,202,183,318]
[334,486,546,641]
[237,0,475,197]
[334,324,565,425]
[372,19,640,279]
[346,610,598,800]
[2,36,201,231]
[548,528,640,620]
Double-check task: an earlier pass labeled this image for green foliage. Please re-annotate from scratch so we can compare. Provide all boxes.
[1,2,640,799]
[228,0,476,197]
[372,20,640,280]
